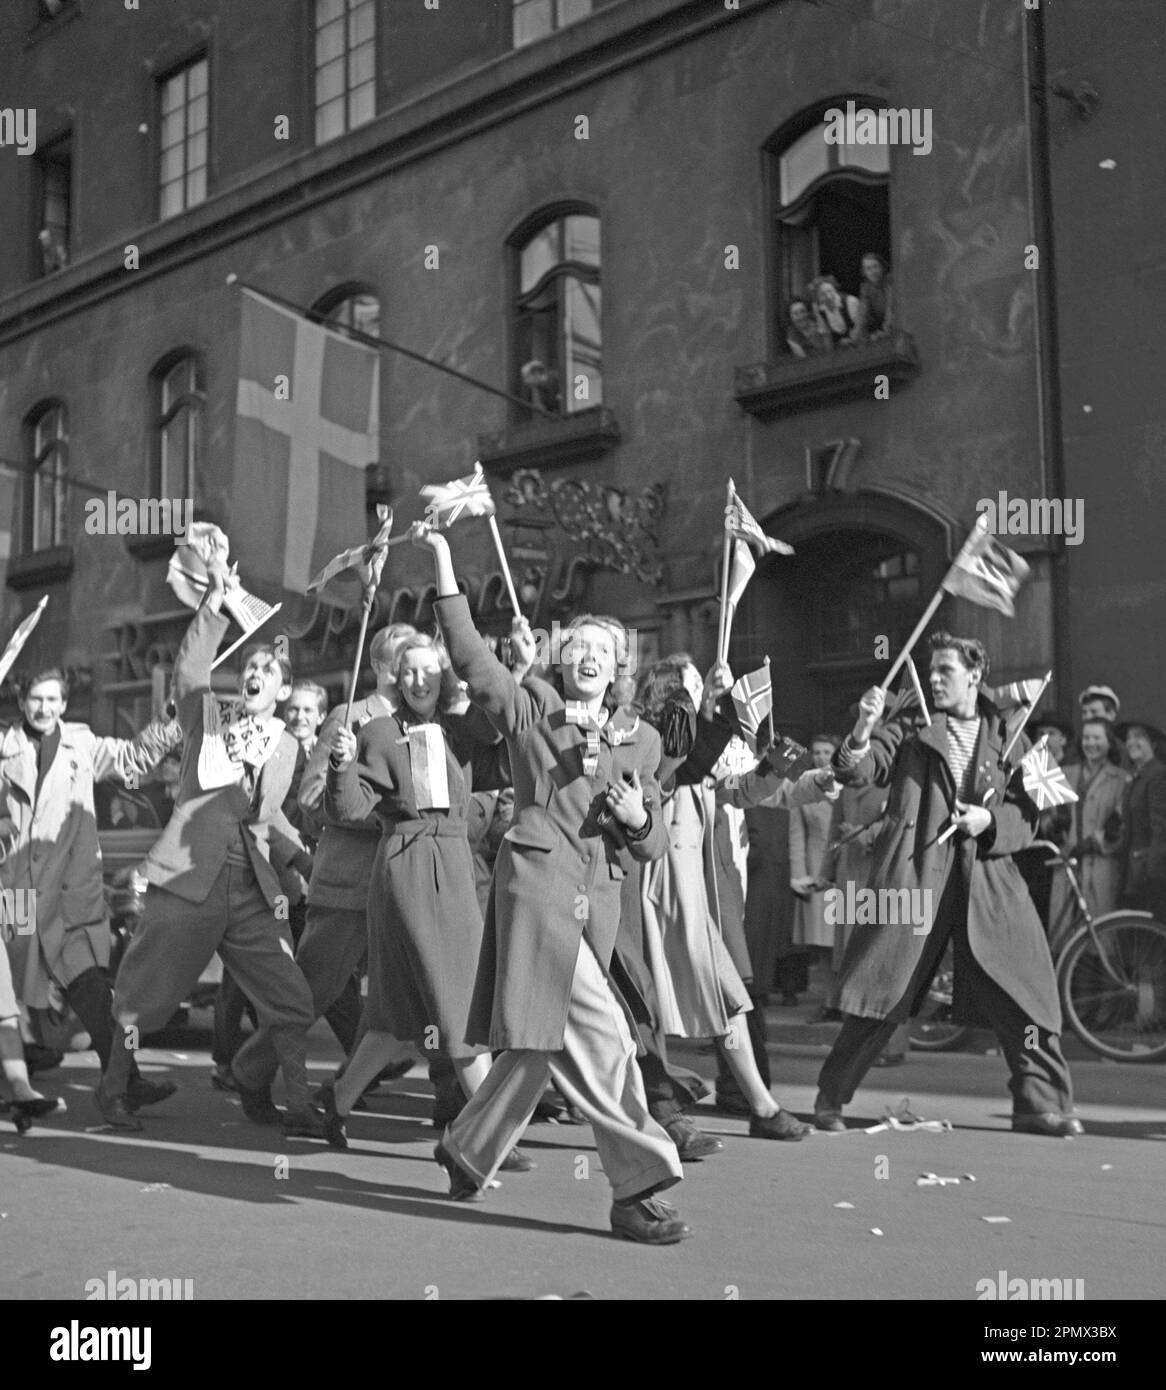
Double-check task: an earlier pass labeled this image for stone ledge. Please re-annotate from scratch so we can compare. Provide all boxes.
[734,331,922,419]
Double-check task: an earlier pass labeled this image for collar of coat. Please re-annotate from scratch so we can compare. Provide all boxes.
[546,702,643,746]
[1,721,89,801]
[912,694,1012,792]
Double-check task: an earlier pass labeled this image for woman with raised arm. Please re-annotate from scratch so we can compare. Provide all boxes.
[414,521,690,1245]
[321,632,532,1173]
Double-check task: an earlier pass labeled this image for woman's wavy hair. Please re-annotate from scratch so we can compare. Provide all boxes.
[1079,716,1122,765]
[634,654,695,728]
[391,633,459,715]
[547,613,634,712]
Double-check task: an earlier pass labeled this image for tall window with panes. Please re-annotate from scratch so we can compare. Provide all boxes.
[159,56,209,219]
[26,402,69,552]
[513,0,593,48]
[315,0,376,144]
[35,133,71,275]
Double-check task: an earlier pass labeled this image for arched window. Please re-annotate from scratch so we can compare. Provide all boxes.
[767,100,892,353]
[151,352,204,500]
[25,401,68,552]
[314,284,381,339]
[511,209,601,419]
[816,543,920,662]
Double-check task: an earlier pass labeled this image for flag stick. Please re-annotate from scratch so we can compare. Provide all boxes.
[763,655,776,743]
[210,603,283,671]
[486,515,522,616]
[905,653,932,727]
[999,670,1053,767]
[344,586,377,724]
[716,531,733,665]
[879,588,946,692]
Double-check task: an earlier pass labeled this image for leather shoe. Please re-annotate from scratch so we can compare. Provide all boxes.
[1012,1112,1085,1138]
[499,1146,536,1172]
[663,1115,724,1161]
[94,1086,143,1132]
[749,1109,810,1141]
[318,1081,348,1150]
[237,1082,282,1126]
[282,1105,327,1139]
[127,1077,178,1111]
[210,1066,238,1093]
[9,1095,63,1133]
[434,1141,484,1202]
[813,1091,846,1132]
[714,1092,754,1118]
[610,1196,692,1244]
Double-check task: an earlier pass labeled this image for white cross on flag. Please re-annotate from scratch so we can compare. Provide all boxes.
[1020,736,1078,811]
[730,665,773,747]
[233,289,380,595]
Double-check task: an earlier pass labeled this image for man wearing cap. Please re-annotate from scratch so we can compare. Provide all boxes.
[1078,685,1120,724]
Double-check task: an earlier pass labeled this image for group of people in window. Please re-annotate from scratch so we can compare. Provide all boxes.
[784,252,895,359]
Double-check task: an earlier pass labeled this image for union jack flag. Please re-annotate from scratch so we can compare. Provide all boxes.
[0,595,49,689]
[1020,736,1079,811]
[731,665,773,745]
[991,675,1048,713]
[724,479,794,556]
[308,505,394,599]
[420,464,496,529]
[941,514,1030,617]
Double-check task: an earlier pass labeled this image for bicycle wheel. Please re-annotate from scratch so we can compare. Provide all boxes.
[908,946,973,1052]
[1058,913,1166,1062]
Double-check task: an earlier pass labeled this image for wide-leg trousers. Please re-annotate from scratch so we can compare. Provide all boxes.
[818,870,1073,1117]
[444,936,683,1203]
[112,862,315,1108]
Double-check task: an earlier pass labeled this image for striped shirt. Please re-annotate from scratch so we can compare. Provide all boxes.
[946,715,980,799]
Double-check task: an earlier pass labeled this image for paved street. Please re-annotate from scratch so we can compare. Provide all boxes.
[2,1015,1163,1302]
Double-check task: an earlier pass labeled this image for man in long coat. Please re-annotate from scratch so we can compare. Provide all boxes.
[0,667,180,1111]
[814,631,1080,1138]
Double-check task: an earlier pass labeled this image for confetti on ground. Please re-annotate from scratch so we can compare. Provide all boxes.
[1101,1164,1113,1171]
[981,1216,1011,1224]
[963,1174,977,1182]
[833,1201,854,1209]
[139,1183,172,1193]
[916,1173,962,1186]
[1099,158,1116,169]
[870,1228,884,1236]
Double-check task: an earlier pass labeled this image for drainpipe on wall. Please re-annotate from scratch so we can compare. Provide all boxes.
[1022,6,1072,708]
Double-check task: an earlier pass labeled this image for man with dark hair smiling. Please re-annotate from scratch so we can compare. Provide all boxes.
[96,556,323,1136]
[813,631,1080,1138]
[0,666,180,1114]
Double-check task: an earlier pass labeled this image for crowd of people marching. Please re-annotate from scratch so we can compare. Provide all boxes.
[2,522,1164,1244]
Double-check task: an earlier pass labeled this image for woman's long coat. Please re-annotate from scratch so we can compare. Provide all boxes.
[823,782,888,970]
[326,709,488,1057]
[436,595,668,1051]
[833,698,1062,1033]
[789,800,836,948]
[1048,759,1130,934]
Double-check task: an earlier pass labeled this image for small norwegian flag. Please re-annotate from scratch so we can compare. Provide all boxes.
[730,665,773,745]
[1020,736,1079,811]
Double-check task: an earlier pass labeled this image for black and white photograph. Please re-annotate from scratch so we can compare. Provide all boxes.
[0,0,1163,1338]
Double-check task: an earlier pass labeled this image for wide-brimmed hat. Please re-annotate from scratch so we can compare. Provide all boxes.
[1115,720,1166,751]
[1031,710,1075,741]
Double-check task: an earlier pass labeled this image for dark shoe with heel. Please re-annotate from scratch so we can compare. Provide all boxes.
[318,1081,348,1150]
[282,1105,327,1139]
[663,1116,724,1161]
[813,1091,846,1132]
[1012,1112,1084,1138]
[9,1095,63,1133]
[498,1147,535,1172]
[94,1086,143,1132]
[434,1141,484,1201]
[749,1109,810,1141]
[127,1077,177,1112]
[237,1082,282,1127]
[610,1197,692,1244]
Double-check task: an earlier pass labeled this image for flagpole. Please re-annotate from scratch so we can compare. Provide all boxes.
[487,515,522,616]
[905,653,932,727]
[763,655,776,743]
[716,480,734,665]
[998,669,1053,767]
[210,603,283,671]
[879,588,946,693]
[344,585,376,724]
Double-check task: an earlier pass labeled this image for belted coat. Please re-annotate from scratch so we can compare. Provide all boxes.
[832,696,1062,1033]
[436,594,668,1051]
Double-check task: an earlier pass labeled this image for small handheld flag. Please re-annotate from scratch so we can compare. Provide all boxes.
[0,595,49,689]
[308,505,394,599]
[730,665,773,747]
[420,464,496,529]
[940,514,1030,616]
[724,479,794,556]
[1020,736,1079,811]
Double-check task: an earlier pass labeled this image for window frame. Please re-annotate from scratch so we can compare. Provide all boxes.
[511,0,594,50]
[507,203,602,424]
[312,0,378,146]
[312,281,382,340]
[31,126,73,279]
[24,399,70,554]
[764,95,893,360]
[149,350,205,502]
[156,49,211,221]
